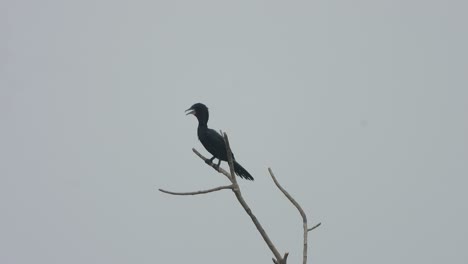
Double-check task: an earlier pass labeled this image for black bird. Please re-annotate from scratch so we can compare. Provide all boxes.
[185,103,254,181]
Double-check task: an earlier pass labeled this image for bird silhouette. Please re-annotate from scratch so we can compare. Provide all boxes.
[186,103,253,180]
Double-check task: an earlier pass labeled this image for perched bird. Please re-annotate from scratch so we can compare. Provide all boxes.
[185,103,254,181]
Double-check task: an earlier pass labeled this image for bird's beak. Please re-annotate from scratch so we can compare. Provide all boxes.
[185,108,195,116]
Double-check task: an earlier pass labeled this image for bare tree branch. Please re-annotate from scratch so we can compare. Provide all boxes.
[308,222,322,232]
[269,168,320,264]
[223,133,285,264]
[158,185,233,196]
[162,133,318,264]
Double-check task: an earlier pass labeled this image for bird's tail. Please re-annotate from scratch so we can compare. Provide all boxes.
[233,161,254,181]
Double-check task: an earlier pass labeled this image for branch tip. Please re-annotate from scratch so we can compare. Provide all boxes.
[308,222,322,232]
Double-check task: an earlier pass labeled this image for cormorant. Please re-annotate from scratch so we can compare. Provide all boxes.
[185,103,254,181]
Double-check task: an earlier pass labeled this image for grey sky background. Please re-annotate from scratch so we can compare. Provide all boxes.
[2,0,467,263]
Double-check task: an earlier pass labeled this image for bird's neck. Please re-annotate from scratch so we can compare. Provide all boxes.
[196,116,209,128]
[197,122,208,129]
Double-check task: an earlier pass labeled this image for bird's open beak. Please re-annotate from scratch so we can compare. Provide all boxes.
[185,108,195,116]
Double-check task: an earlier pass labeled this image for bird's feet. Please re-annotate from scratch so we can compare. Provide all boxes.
[206,157,216,166]
[205,157,220,171]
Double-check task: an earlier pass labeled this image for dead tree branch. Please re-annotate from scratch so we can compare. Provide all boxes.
[308,222,322,232]
[222,133,285,264]
[268,168,321,264]
[158,185,233,196]
[160,132,320,264]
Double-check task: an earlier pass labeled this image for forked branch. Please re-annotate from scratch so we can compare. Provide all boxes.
[159,133,320,264]
[269,168,321,264]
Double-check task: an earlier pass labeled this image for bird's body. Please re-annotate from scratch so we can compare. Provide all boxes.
[186,103,254,181]
[198,126,228,160]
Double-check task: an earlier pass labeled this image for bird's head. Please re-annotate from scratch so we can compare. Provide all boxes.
[185,103,209,124]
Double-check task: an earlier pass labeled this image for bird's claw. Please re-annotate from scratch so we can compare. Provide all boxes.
[204,159,220,171]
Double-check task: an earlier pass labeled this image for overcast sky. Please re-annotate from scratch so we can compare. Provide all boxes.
[2,1,467,263]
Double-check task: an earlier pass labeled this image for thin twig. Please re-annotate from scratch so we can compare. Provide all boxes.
[159,185,233,195]
[308,222,322,232]
[223,133,284,263]
[269,168,312,264]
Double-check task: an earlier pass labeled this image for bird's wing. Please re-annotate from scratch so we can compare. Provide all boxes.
[205,128,232,160]
[205,128,226,148]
